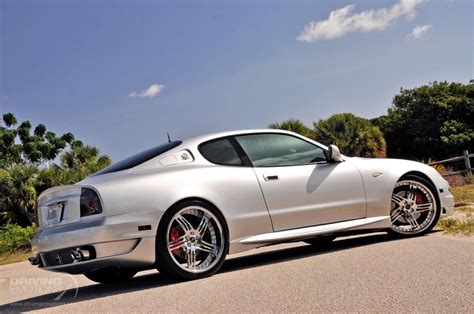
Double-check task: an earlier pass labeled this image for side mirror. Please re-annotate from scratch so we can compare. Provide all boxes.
[326,144,344,162]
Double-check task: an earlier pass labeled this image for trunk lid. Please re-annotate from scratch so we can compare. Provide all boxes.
[37,185,83,229]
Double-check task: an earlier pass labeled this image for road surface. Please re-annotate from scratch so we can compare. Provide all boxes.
[1,231,473,312]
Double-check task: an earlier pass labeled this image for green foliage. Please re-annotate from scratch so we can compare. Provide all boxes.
[0,223,37,255]
[0,112,111,226]
[2,113,17,127]
[268,119,314,139]
[373,81,474,161]
[0,165,40,226]
[0,150,111,226]
[0,113,75,167]
[268,115,386,158]
[314,113,386,158]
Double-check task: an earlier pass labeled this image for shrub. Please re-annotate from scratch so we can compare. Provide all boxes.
[0,223,37,255]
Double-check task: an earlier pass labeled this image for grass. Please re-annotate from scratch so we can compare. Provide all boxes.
[450,183,474,206]
[0,249,32,266]
[437,214,474,236]
[437,183,474,235]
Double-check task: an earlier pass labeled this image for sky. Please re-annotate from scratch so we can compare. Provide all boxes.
[1,0,472,161]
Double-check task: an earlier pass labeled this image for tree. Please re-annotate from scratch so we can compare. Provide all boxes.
[1,113,75,167]
[373,81,474,161]
[268,119,314,138]
[36,144,111,197]
[0,165,40,226]
[314,113,386,158]
[0,112,111,226]
[58,141,111,182]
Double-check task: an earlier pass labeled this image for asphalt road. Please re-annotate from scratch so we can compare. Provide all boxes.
[1,231,473,312]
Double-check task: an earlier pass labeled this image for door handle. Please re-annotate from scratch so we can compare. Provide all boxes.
[263,174,279,181]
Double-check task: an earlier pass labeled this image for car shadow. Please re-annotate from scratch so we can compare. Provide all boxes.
[0,231,436,312]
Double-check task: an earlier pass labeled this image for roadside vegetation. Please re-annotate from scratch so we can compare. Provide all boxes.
[437,182,474,235]
[0,80,472,264]
[0,223,37,265]
[0,113,111,264]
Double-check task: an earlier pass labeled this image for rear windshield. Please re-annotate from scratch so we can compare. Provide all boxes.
[94,141,182,176]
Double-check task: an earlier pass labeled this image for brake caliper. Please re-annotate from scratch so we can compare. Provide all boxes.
[170,227,181,255]
[415,192,426,205]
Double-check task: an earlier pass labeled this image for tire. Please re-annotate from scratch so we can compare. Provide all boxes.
[304,235,336,246]
[155,200,229,280]
[388,174,441,237]
[84,267,137,284]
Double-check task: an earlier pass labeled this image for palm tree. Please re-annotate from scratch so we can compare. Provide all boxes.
[268,119,314,139]
[313,113,386,158]
[0,165,39,226]
[59,142,111,181]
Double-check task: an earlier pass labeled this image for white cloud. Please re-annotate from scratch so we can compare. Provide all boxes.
[128,84,165,98]
[297,0,425,43]
[407,24,432,39]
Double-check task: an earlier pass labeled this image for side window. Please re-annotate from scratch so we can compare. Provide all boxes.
[235,134,326,167]
[199,138,243,166]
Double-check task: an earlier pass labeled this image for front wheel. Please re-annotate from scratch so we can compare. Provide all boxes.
[388,175,440,237]
[155,200,228,280]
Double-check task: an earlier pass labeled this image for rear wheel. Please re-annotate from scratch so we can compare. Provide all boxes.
[156,200,228,280]
[388,175,440,237]
[84,267,137,284]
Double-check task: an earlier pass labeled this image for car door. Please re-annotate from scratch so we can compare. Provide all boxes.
[234,133,367,231]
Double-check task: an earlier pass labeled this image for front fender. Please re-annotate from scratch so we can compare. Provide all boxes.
[348,158,454,218]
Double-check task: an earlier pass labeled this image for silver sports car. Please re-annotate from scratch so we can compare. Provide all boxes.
[30,129,454,282]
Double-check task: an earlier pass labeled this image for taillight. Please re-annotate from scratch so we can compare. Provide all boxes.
[80,188,103,217]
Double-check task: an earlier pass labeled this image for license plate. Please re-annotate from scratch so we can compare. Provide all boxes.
[46,203,63,225]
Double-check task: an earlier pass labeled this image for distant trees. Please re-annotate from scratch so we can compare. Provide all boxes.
[0,113,75,167]
[0,113,111,226]
[314,113,386,158]
[270,81,473,161]
[372,81,473,161]
[59,142,111,183]
[269,114,386,158]
[268,119,314,139]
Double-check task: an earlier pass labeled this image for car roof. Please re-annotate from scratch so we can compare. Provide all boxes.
[181,129,305,147]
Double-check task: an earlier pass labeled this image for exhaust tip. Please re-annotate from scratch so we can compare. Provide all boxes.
[28,256,41,266]
[70,248,91,262]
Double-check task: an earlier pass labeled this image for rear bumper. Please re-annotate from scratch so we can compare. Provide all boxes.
[31,211,161,274]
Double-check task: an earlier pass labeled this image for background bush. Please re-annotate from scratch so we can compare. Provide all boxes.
[0,223,37,255]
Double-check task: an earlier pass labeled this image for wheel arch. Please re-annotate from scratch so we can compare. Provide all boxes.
[397,170,441,207]
[398,171,435,188]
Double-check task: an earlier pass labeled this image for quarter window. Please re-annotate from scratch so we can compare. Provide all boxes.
[94,141,182,176]
[235,134,326,167]
[199,138,243,166]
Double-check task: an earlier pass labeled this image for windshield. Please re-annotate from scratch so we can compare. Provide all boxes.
[94,141,182,176]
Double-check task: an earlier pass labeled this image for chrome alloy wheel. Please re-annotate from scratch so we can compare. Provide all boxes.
[390,180,437,235]
[166,206,225,273]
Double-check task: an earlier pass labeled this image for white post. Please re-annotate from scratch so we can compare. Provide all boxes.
[463,150,471,176]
